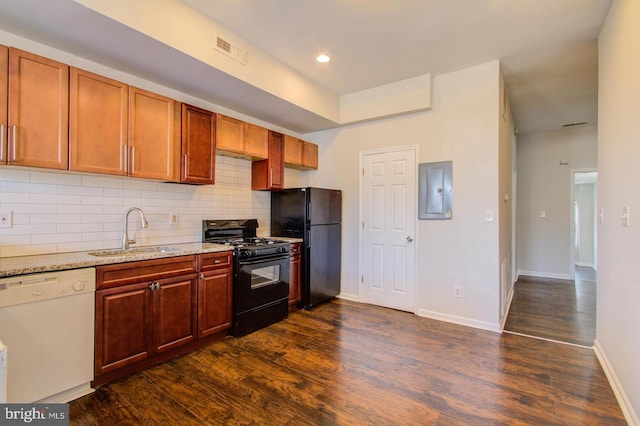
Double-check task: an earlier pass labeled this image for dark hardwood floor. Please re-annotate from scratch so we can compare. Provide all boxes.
[504,270,596,347]
[70,299,624,425]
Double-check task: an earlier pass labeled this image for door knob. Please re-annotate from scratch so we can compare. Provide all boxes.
[406,236,413,242]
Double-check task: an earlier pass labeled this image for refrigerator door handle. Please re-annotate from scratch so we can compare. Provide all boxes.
[308,202,312,223]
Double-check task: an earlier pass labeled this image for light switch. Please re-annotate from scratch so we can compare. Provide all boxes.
[539,210,546,218]
[622,206,630,227]
[485,210,494,222]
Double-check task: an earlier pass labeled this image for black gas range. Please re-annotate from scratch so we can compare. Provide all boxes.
[202,219,290,337]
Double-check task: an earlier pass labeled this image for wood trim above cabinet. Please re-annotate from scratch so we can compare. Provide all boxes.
[181,104,215,184]
[8,47,69,169]
[70,67,128,175]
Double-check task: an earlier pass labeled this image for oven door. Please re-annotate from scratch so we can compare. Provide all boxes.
[235,253,290,314]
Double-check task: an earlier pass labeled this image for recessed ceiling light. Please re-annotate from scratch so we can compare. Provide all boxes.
[316,54,330,63]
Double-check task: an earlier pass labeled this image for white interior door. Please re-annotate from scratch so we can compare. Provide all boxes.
[360,147,417,312]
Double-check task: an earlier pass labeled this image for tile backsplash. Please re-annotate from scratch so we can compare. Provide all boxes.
[0,156,290,258]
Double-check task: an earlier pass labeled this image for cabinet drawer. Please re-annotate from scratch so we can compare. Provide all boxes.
[198,251,233,272]
[97,255,197,289]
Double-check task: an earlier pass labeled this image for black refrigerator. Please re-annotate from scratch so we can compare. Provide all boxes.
[271,188,342,309]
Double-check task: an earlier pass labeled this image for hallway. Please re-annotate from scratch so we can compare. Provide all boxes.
[504,267,597,347]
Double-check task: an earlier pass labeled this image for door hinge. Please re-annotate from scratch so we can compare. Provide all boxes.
[362,221,364,230]
[361,275,364,283]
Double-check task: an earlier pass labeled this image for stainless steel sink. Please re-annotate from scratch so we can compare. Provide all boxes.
[88,246,182,257]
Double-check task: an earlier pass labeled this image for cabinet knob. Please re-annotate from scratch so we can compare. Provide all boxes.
[199,273,205,280]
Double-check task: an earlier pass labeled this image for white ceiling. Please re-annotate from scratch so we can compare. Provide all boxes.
[0,0,611,135]
[181,0,611,134]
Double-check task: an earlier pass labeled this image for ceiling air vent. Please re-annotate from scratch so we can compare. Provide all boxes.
[562,121,588,128]
[215,36,247,65]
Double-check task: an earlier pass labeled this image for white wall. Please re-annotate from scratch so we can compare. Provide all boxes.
[516,126,597,279]
[596,0,640,422]
[306,61,503,330]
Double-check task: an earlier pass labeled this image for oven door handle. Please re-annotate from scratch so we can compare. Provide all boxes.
[238,254,289,266]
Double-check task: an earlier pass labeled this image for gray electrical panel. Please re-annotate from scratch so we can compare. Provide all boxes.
[419,161,452,220]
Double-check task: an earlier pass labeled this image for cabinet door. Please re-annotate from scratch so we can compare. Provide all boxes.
[243,122,268,159]
[7,48,68,169]
[283,135,303,166]
[197,269,232,337]
[270,131,285,189]
[181,104,215,184]
[289,243,302,309]
[95,282,153,375]
[302,141,318,169]
[70,68,128,175]
[129,86,180,181]
[0,45,7,164]
[154,275,197,354]
[216,114,244,154]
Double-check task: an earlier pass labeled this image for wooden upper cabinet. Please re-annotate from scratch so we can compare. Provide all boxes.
[243,122,268,159]
[216,115,268,160]
[302,141,318,169]
[251,131,284,191]
[70,68,128,175]
[7,48,69,169]
[181,104,215,184]
[283,135,318,170]
[0,45,7,164]
[283,135,303,166]
[129,86,180,181]
[216,114,244,155]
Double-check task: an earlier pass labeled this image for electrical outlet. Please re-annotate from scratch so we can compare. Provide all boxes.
[454,286,463,298]
[169,213,179,225]
[0,211,12,228]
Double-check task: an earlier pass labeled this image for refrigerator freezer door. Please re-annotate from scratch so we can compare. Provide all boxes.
[270,189,307,238]
[309,188,342,225]
[305,223,341,307]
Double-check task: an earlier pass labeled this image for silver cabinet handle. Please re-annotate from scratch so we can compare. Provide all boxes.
[10,125,17,161]
[406,236,414,242]
[199,273,205,280]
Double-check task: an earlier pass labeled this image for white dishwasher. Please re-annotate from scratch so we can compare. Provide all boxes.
[0,267,95,403]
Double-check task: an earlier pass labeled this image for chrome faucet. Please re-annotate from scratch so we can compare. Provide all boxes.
[122,207,149,251]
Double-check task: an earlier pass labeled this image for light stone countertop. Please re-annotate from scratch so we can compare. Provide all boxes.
[0,242,233,278]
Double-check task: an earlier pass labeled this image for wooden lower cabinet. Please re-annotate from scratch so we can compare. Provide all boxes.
[95,273,197,376]
[93,253,233,386]
[289,242,302,311]
[197,251,233,337]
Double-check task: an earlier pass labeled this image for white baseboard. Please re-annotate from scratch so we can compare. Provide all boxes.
[500,286,515,330]
[416,309,501,333]
[575,262,595,268]
[336,292,359,302]
[593,340,639,426]
[516,270,572,280]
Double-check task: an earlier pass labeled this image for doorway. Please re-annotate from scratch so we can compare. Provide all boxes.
[359,146,419,312]
[571,170,598,278]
